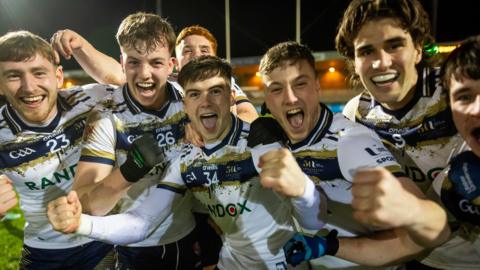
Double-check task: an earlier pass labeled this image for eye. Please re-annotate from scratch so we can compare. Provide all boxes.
[187,91,199,98]
[201,48,210,55]
[268,87,282,95]
[210,88,222,95]
[183,48,192,55]
[127,60,139,66]
[358,48,373,57]
[6,73,20,80]
[34,71,47,77]
[294,81,307,89]
[455,93,474,103]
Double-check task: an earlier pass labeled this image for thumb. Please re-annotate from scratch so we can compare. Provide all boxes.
[67,190,78,204]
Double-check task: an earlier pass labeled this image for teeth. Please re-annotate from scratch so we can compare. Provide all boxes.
[136,82,154,88]
[22,96,43,102]
[286,108,302,115]
[201,113,216,117]
[372,73,397,83]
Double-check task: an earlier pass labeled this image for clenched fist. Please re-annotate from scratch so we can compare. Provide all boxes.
[0,175,17,216]
[258,148,306,197]
[50,29,86,61]
[351,167,419,229]
[47,191,82,234]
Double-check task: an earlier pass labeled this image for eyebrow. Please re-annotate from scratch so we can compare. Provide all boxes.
[356,36,407,52]
[451,87,471,97]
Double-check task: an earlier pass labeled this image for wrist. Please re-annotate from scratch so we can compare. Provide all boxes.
[75,214,93,236]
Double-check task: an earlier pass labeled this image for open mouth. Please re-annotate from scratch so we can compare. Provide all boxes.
[136,82,156,93]
[286,108,304,129]
[20,95,45,106]
[200,113,218,131]
[471,127,480,141]
[371,73,399,86]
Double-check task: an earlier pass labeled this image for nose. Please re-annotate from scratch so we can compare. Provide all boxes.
[20,73,36,92]
[283,85,298,104]
[138,63,152,80]
[372,50,392,70]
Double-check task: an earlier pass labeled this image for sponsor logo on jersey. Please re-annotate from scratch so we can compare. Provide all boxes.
[24,164,77,191]
[207,199,251,217]
[9,148,36,159]
[459,199,480,215]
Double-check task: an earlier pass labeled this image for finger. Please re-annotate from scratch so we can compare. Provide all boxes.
[353,168,385,184]
[0,190,16,203]
[67,190,78,204]
[50,196,69,208]
[259,148,289,164]
[0,182,14,194]
[351,182,374,197]
[351,196,373,211]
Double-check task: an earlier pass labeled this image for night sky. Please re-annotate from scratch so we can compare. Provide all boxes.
[0,0,478,70]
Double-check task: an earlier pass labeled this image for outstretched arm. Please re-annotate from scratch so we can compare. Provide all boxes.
[48,186,180,245]
[51,29,124,85]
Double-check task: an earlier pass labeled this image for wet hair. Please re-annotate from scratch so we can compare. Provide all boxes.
[335,0,433,87]
[259,41,316,76]
[116,12,176,54]
[441,35,480,91]
[177,55,231,88]
[176,25,217,55]
[0,30,56,65]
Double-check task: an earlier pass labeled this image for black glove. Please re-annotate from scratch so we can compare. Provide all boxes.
[247,116,287,148]
[441,151,480,225]
[283,230,339,266]
[120,133,164,183]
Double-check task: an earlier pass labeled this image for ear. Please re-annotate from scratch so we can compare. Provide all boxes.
[168,57,175,74]
[172,57,180,73]
[56,65,64,88]
[414,44,422,64]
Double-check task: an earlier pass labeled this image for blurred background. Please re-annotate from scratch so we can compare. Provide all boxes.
[0,0,478,111]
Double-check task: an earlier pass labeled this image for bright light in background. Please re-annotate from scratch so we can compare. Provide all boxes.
[328,67,335,73]
[255,71,261,77]
[63,80,74,89]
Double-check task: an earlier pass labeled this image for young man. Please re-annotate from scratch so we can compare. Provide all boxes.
[174,25,257,122]
[335,0,475,268]
[259,41,448,268]
[0,31,113,269]
[47,55,325,270]
[62,13,200,269]
[429,35,480,269]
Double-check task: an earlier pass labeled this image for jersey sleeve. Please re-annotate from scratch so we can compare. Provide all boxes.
[79,107,116,166]
[337,124,404,182]
[156,157,188,195]
[80,83,116,102]
[77,186,181,245]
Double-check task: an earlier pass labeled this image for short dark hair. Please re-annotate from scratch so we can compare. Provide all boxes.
[116,12,176,54]
[0,30,56,65]
[177,55,232,88]
[259,41,316,76]
[441,35,480,91]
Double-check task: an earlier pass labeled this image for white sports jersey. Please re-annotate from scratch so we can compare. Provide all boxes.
[345,67,462,192]
[0,84,114,249]
[157,115,322,270]
[422,143,480,270]
[77,114,322,269]
[291,105,404,268]
[79,82,195,246]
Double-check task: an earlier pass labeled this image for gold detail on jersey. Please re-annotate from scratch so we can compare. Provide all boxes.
[81,148,115,161]
[294,149,337,159]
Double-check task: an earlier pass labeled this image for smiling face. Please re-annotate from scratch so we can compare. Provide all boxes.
[175,35,215,71]
[449,75,480,157]
[263,60,321,143]
[0,53,63,124]
[120,42,174,109]
[353,18,422,111]
[183,76,234,144]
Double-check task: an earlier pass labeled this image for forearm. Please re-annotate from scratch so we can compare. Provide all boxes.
[76,168,132,216]
[76,187,177,245]
[335,229,424,267]
[291,176,326,230]
[406,198,450,248]
[72,42,124,85]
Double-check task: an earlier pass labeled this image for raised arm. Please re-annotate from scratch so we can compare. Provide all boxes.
[51,29,124,85]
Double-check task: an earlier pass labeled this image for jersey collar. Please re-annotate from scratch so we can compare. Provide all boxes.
[2,96,68,134]
[288,103,333,150]
[202,113,243,156]
[123,81,183,118]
